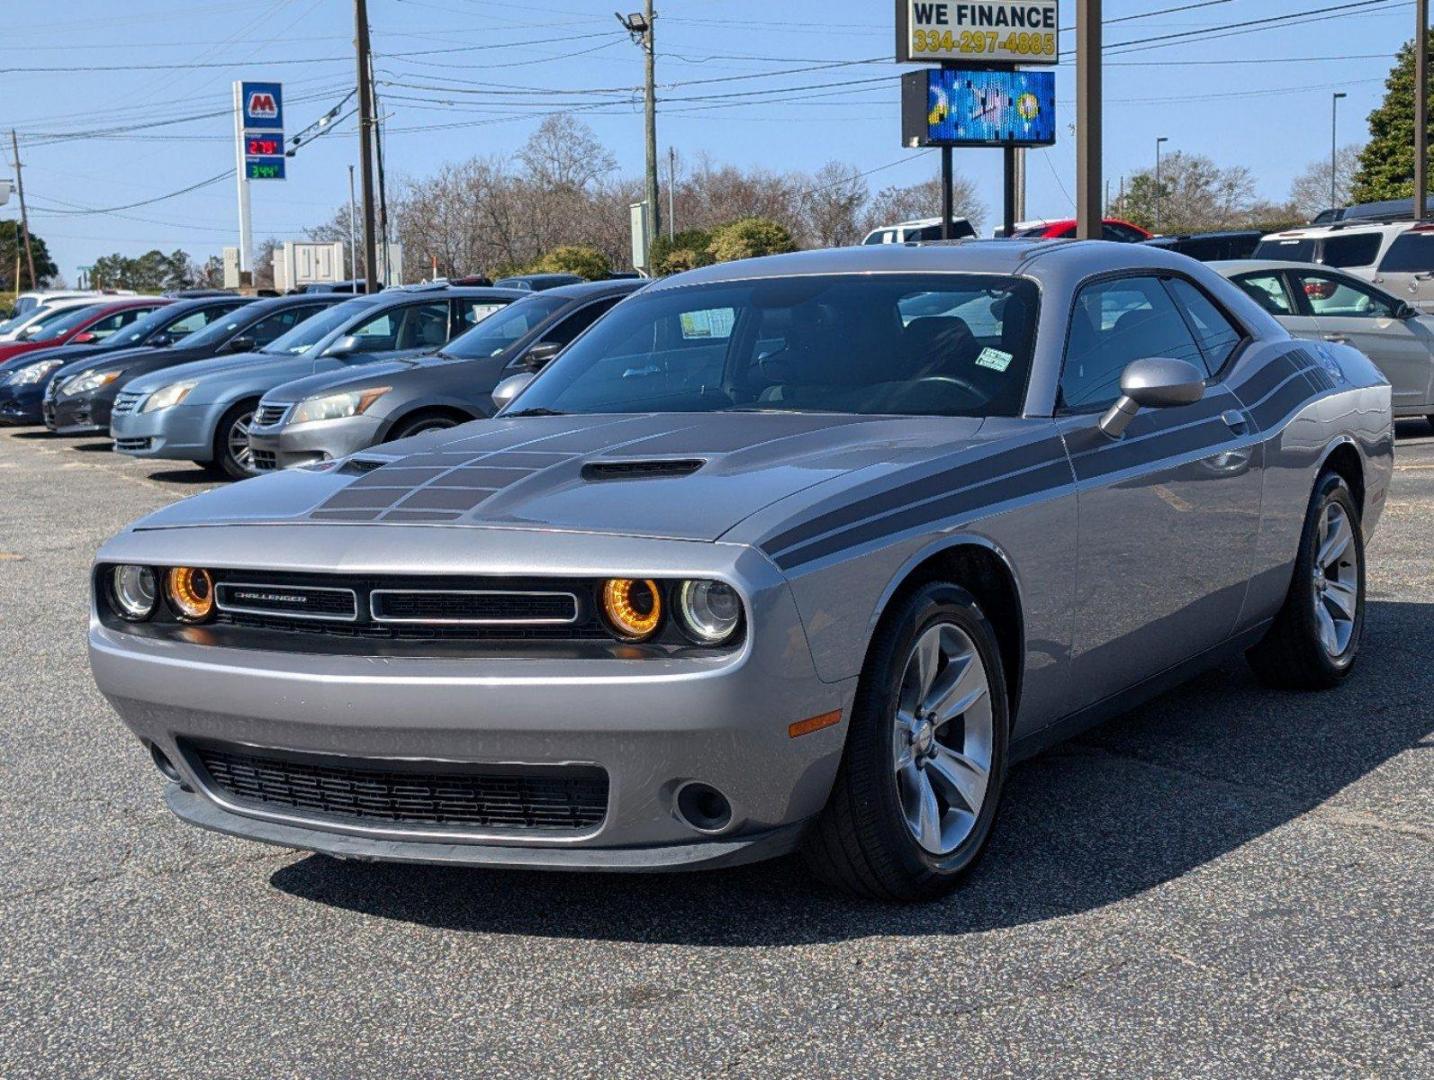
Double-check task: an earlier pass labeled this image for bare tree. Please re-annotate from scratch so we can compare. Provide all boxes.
[518,114,617,193]
[799,162,870,248]
[1289,145,1364,220]
[1121,151,1260,233]
[861,174,986,234]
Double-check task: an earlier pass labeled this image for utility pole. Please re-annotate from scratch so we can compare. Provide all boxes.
[1075,0,1101,240]
[619,6,659,265]
[668,145,676,239]
[1417,0,1429,221]
[1155,136,1168,233]
[354,0,379,292]
[1330,92,1346,214]
[11,130,36,288]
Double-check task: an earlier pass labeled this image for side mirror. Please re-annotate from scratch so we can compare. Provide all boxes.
[71,331,99,344]
[491,371,535,411]
[148,331,174,348]
[226,335,256,354]
[326,333,362,357]
[521,341,563,370]
[1098,357,1206,439]
[1394,301,1420,320]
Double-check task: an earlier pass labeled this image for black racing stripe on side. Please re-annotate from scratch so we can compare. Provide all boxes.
[1250,374,1316,431]
[761,436,1065,558]
[1305,365,1336,392]
[774,459,1071,571]
[1230,351,1297,404]
[1103,388,1237,443]
[1073,417,1232,482]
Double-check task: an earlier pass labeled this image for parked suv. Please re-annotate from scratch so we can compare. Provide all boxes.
[248,279,642,471]
[861,218,977,244]
[110,284,521,479]
[1253,221,1434,313]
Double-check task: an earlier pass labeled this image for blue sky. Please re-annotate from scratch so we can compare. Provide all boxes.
[0,0,1418,281]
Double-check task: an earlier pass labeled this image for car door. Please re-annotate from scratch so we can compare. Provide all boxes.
[1290,267,1434,412]
[1373,227,1434,314]
[1056,273,1263,705]
[319,300,451,373]
[1230,270,1322,342]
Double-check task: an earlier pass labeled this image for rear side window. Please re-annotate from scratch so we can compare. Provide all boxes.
[1232,273,1296,316]
[1320,232,1383,268]
[1061,276,1206,409]
[1254,238,1316,262]
[249,305,323,345]
[1378,231,1434,272]
[1166,278,1244,373]
[1289,271,1399,318]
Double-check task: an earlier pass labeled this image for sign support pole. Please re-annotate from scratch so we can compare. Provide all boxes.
[1003,146,1017,238]
[1416,0,1428,222]
[940,146,954,240]
[232,82,253,279]
[1075,0,1102,240]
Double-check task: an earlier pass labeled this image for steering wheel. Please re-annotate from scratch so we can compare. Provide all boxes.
[909,374,985,401]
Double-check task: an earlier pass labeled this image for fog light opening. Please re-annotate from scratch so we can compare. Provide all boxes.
[675,781,732,834]
[149,743,182,784]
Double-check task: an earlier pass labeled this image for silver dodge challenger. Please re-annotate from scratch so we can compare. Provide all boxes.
[89,241,1393,900]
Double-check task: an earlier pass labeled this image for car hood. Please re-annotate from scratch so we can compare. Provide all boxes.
[263,358,420,404]
[53,344,189,379]
[128,412,989,542]
[121,351,306,400]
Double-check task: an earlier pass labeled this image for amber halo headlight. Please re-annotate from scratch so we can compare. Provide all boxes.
[676,580,742,645]
[601,578,662,641]
[165,566,214,623]
[110,565,158,621]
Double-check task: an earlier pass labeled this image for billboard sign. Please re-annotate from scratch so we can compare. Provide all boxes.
[895,1,1058,65]
[902,68,1055,148]
[241,81,284,129]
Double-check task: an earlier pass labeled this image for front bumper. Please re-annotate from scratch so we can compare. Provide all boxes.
[89,526,853,869]
[248,414,381,471]
[0,383,45,425]
[47,391,110,435]
[110,402,214,461]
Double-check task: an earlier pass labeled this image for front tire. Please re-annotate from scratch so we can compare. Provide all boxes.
[1246,471,1365,689]
[804,582,1009,901]
[212,400,260,481]
[386,412,464,442]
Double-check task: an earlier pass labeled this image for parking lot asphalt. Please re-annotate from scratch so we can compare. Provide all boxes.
[0,423,1430,1079]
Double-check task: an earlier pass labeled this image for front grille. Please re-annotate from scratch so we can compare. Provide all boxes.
[370,589,577,625]
[187,741,608,832]
[251,448,278,472]
[254,403,289,427]
[114,436,152,451]
[215,581,357,621]
[111,391,143,417]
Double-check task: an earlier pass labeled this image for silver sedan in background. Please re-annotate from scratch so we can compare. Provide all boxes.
[1216,259,1434,427]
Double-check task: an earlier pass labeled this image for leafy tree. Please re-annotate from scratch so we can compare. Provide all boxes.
[88,248,200,292]
[706,218,796,263]
[1351,32,1434,204]
[1289,145,1364,220]
[0,220,59,290]
[527,245,610,280]
[650,228,714,276]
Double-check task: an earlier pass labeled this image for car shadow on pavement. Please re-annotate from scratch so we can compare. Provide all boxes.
[70,440,115,453]
[269,600,1433,943]
[141,468,220,486]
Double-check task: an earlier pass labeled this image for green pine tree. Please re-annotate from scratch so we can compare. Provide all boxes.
[1350,31,1434,204]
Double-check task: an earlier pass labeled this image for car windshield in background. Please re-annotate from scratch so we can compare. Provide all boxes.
[177,310,252,351]
[1253,237,1317,262]
[443,296,567,359]
[261,298,372,355]
[509,274,1039,419]
[107,306,174,347]
[27,305,102,342]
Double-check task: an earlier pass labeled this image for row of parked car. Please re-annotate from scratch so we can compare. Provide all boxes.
[3,228,1432,481]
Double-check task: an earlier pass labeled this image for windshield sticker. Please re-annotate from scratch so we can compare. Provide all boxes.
[974,347,1013,372]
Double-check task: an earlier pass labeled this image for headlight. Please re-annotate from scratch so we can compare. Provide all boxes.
[291,386,391,425]
[165,566,214,623]
[4,358,63,386]
[601,578,662,641]
[676,580,742,644]
[110,565,158,621]
[140,380,197,413]
[61,369,123,396]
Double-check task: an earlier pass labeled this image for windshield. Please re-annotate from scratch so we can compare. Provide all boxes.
[1253,237,1317,263]
[10,303,96,338]
[107,305,176,347]
[508,274,1040,419]
[443,296,566,359]
[25,304,105,342]
[180,308,258,351]
[261,297,372,355]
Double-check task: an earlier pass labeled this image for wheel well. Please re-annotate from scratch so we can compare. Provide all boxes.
[1322,442,1365,518]
[883,545,1024,722]
[385,405,475,440]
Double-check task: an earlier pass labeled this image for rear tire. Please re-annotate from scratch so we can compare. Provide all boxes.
[1246,471,1364,689]
[803,582,1009,901]
[212,400,260,481]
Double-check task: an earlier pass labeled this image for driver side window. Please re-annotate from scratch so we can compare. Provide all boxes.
[1289,271,1397,319]
[1060,276,1206,411]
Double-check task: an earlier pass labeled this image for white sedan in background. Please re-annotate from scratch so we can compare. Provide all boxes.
[1215,259,1434,428]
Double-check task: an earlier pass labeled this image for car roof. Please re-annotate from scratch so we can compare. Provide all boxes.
[348,285,528,307]
[530,278,647,301]
[640,239,1196,291]
[1258,221,1411,240]
[1210,259,1361,275]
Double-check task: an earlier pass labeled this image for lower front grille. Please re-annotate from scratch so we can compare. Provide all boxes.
[187,741,609,833]
[250,448,278,471]
[114,436,152,451]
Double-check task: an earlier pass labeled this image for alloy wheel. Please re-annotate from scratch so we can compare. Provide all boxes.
[892,621,994,855]
[1312,501,1359,658]
[227,410,256,473]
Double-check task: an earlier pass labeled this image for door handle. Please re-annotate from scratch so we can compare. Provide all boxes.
[1221,409,1248,433]
[1321,333,1348,343]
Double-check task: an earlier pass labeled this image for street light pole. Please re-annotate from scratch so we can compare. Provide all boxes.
[1155,136,1169,233]
[1331,92,1347,214]
[1417,0,1429,221]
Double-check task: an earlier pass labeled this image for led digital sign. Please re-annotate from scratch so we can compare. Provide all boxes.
[901,67,1055,148]
[245,134,284,157]
[245,159,286,181]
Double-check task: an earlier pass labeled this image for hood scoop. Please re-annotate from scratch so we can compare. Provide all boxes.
[580,458,706,482]
[338,457,389,476]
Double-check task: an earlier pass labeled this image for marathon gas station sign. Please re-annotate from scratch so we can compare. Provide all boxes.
[896,1,1059,65]
[240,80,286,180]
